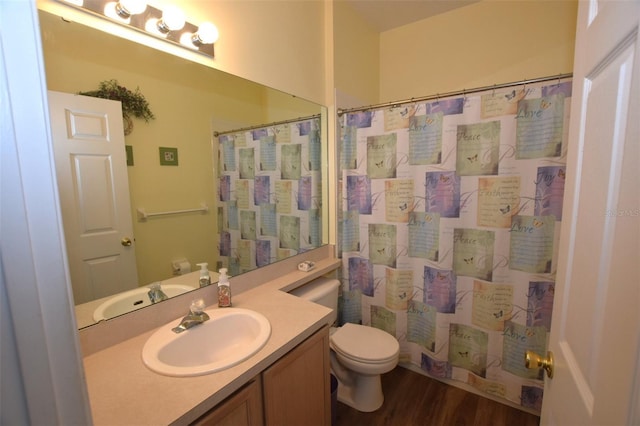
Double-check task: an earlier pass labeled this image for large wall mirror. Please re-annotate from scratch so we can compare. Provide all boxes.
[38,6,328,329]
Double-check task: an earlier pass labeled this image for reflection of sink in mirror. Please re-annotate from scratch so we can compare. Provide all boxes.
[75,271,219,328]
[93,284,194,322]
[142,308,271,377]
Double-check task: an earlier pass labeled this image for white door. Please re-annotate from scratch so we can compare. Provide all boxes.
[540,1,640,424]
[48,91,139,305]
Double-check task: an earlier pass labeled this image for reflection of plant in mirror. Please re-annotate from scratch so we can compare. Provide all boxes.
[79,79,154,134]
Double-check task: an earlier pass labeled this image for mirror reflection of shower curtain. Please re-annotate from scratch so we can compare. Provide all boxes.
[338,78,572,414]
[217,117,323,275]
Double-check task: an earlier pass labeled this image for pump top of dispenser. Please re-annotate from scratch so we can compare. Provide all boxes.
[218,268,229,285]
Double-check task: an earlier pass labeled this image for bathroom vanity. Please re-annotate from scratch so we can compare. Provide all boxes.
[193,326,330,425]
[80,248,340,425]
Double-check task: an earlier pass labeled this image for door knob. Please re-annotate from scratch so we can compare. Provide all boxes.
[524,350,554,379]
[121,237,133,247]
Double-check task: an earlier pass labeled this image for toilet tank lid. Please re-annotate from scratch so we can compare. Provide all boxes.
[289,277,340,301]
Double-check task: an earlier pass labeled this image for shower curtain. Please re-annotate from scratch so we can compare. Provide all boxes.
[338,78,572,412]
[216,117,323,276]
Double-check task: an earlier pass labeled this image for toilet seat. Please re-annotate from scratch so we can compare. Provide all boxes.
[330,323,399,364]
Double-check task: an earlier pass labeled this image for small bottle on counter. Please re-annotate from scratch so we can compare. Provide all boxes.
[217,268,232,307]
[197,262,211,288]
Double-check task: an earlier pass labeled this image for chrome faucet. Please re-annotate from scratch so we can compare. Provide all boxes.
[148,282,168,304]
[172,299,209,334]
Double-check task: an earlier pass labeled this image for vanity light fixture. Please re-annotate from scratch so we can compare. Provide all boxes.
[57,0,216,58]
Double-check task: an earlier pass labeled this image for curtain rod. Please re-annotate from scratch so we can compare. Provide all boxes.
[213,113,321,137]
[337,73,573,116]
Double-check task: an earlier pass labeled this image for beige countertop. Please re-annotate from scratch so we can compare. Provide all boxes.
[83,257,340,425]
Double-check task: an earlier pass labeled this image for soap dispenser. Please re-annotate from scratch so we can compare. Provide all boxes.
[217,268,232,307]
[197,263,211,288]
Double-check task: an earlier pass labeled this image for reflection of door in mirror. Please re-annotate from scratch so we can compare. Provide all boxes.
[48,90,138,304]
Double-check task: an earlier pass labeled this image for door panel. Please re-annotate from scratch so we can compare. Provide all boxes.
[72,154,117,234]
[541,1,640,424]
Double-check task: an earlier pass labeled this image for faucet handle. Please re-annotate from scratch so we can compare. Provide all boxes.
[190,299,206,314]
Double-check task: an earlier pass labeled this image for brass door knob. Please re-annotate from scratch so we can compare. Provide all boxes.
[525,350,554,378]
[121,237,133,247]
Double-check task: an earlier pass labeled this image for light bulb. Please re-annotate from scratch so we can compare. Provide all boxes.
[157,5,185,32]
[179,32,198,49]
[193,22,219,45]
[104,2,126,21]
[118,0,147,16]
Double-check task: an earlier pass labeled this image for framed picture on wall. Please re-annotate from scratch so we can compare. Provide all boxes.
[159,147,178,166]
[125,145,134,166]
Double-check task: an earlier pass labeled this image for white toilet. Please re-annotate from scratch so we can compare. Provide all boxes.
[290,277,400,412]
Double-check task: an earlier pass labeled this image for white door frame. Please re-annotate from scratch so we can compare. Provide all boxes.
[0,0,91,423]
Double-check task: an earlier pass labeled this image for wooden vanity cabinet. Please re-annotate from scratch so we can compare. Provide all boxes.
[192,325,330,426]
[192,377,264,426]
[262,324,331,426]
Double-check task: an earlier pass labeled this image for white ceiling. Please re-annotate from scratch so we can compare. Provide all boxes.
[344,0,480,32]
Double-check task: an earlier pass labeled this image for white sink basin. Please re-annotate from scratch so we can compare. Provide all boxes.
[142,308,271,377]
[93,284,194,321]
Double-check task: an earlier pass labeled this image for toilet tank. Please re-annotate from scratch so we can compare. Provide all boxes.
[289,277,340,325]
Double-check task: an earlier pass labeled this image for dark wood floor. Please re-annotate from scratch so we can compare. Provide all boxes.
[334,367,540,426]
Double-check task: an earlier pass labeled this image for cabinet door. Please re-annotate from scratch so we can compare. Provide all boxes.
[262,325,330,426]
[192,377,264,426]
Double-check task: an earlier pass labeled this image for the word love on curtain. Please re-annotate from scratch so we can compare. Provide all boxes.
[216,116,323,276]
[337,77,572,412]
